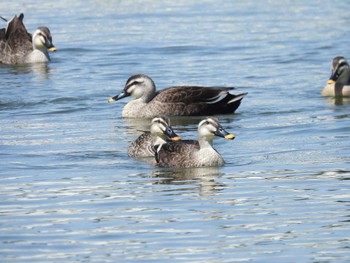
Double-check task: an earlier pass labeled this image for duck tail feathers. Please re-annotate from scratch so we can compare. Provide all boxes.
[228,93,248,104]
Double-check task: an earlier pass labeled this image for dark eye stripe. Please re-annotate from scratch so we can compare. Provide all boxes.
[155,119,167,127]
[37,32,50,42]
[126,80,142,89]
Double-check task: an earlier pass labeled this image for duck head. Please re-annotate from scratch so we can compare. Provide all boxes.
[32,27,57,52]
[108,74,156,103]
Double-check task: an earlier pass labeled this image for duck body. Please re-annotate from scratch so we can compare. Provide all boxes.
[109,74,247,118]
[321,83,350,97]
[0,14,56,64]
[155,140,225,168]
[321,56,350,97]
[128,131,157,157]
[155,117,235,168]
[128,116,180,157]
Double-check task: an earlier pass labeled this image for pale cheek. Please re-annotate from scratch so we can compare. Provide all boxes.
[150,126,161,134]
[131,89,144,98]
[200,128,214,137]
[34,37,45,47]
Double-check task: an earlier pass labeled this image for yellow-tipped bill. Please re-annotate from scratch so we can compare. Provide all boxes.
[327,79,335,85]
[225,133,235,140]
[108,97,116,103]
[49,47,57,52]
[169,136,181,141]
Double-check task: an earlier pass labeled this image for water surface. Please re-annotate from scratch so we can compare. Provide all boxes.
[1,1,349,262]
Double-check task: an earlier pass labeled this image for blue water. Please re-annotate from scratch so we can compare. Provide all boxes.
[1,1,349,262]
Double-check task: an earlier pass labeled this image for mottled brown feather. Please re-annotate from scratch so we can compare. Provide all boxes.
[0,13,32,64]
[128,132,154,157]
[156,140,199,168]
[148,86,247,116]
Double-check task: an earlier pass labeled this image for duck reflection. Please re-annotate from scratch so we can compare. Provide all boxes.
[324,95,350,106]
[152,167,225,196]
[3,62,51,80]
[30,63,51,79]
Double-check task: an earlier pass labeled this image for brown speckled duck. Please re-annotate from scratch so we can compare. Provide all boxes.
[154,117,235,168]
[128,116,180,157]
[0,13,57,64]
[108,74,247,118]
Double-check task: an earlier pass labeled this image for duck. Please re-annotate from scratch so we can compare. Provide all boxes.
[108,74,247,118]
[0,13,57,64]
[154,117,235,168]
[321,56,350,97]
[128,116,181,157]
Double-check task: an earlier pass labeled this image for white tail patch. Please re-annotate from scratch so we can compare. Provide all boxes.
[204,91,227,104]
[228,93,247,104]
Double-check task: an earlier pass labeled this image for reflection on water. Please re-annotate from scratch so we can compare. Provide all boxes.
[2,63,51,80]
[325,96,350,106]
[29,63,52,80]
[152,167,224,196]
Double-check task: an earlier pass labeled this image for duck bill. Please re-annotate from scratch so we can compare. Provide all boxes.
[214,126,235,140]
[327,70,339,84]
[224,133,235,140]
[108,90,130,103]
[165,127,181,141]
[45,40,57,52]
[48,46,57,52]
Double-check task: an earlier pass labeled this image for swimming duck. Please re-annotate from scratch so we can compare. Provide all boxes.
[0,13,57,64]
[154,117,235,168]
[321,56,350,97]
[128,116,181,157]
[108,74,247,118]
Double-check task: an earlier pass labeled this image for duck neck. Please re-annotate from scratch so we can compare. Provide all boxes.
[153,136,167,146]
[198,136,214,149]
[142,88,156,103]
[334,82,344,97]
[32,35,50,59]
[334,69,349,96]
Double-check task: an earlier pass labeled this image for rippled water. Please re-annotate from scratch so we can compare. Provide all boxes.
[1,1,349,262]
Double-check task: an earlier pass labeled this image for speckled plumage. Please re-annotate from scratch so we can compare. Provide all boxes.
[155,117,235,168]
[108,74,247,118]
[128,116,180,157]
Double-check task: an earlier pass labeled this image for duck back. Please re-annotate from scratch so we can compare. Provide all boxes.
[146,86,247,116]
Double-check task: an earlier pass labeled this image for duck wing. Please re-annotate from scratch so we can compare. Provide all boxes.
[128,131,153,157]
[0,14,32,64]
[150,86,247,116]
[156,86,233,103]
[155,140,199,168]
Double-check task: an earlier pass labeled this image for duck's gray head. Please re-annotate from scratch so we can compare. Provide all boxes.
[198,117,235,141]
[108,74,156,103]
[150,116,181,141]
[32,27,57,52]
[328,56,350,85]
